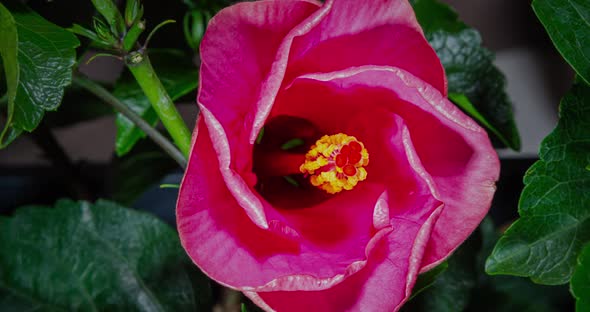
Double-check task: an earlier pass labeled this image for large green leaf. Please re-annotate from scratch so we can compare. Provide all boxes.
[571,243,590,312]
[411,0,521,150]
[532,0,590,85]
[472,219,567,312]
[0,199,208,311]
[115,50,198,156]
[0,1,79,148]
[486,83,590,285]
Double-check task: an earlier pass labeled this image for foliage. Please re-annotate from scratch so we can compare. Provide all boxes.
[0,1,79,147]
[486,83,590,284]
[411,0,521,150]
[486,1,590,311]
[0,199,211,311]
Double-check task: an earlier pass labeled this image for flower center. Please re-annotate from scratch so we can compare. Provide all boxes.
[299,134,369,194]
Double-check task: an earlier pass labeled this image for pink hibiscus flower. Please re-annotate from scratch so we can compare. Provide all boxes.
[177,0,500,311]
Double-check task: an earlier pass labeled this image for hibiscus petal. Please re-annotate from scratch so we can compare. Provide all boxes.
[178,117,376,290]
[270,70,444,244]
[251,0,446,145]
[280,65,499,271]
[283,0,447,95]
[245,203,444,312]
[199,0,320,174]
[178,115,442,291]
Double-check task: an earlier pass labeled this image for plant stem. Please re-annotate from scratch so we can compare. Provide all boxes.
[73,76,187,168]
[125,51,192,157]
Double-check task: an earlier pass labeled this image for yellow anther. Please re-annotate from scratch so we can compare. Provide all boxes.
[299,133,369,194]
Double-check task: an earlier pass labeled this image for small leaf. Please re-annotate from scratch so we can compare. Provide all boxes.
[0,1,79,148]
[93,16,117,45]
[68,23,101,42]
[91,0,125,36]
[0,199,205,311]
[114,50,198,156]
[571,243,590,312]
[532,0,590,85]
[486,83,590,285]
[411,0,521,150]
[125,0,142,26]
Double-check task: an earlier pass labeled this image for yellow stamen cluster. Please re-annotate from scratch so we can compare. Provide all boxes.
[299,133,369,194]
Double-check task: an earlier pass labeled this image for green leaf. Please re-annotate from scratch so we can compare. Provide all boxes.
[532,0,590,85]
[125,0,143,26]
[93,16,118,46]
[486,83,590,285]
[112,140,178,205]
[403,223,480,312]
[473,220,568,312]
[0,199,205,311]
[449,93,514,148]
[115,50,198,156]
[571,243,590,312]
[413,245,477,311]
[409,261,448,300]
[69,23,101,42]
[411,0,521,150]
[0,1,79,148]
[91,0,125,36]
[0,2,20,148]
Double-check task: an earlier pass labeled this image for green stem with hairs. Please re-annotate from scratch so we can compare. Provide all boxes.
[125,51,192,157]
